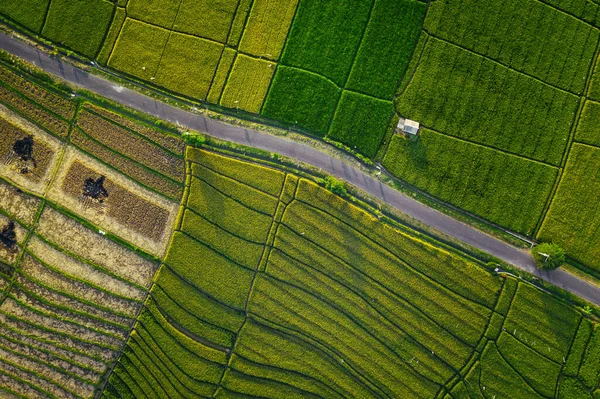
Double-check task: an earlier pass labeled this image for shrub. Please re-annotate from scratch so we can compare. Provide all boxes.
[532,243,565,269]
[318,176,347,197]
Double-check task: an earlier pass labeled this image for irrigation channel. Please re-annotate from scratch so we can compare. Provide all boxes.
[1,30,599,306]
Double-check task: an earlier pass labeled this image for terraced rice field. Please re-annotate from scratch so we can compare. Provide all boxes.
[101,148,600,399]
[0,49,600,399]
[0,0,426,157]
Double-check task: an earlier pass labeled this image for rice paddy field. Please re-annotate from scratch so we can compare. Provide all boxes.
[1,4,600,399]
[0,0,426,158]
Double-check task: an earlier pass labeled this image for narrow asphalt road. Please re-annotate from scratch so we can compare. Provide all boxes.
[1,31,599,306]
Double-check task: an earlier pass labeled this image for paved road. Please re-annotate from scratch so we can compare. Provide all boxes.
[1,31,599,306]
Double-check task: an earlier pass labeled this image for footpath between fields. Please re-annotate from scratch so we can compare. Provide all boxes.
[1,30,599,308]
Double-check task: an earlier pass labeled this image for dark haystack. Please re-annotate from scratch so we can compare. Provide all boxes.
[13,136,35,163]
[83,175,109,203]
[0,222,17,251]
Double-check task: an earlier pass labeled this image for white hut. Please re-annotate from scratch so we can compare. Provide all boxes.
[397,118,420,136]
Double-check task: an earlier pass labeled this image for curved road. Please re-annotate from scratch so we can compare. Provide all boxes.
[1,31,599,306]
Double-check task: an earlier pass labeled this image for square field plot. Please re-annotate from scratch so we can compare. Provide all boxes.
[262,66,340,136]
[383,130,558,235]
[0,0,49,33]
[173,0,239,43]
[328,91,394,157]
[109,18,170,81]
[281,0,372,85]
[538,144,600,272]
[154,33,223,100]
[42,0,115,59]
[346,0,426,100]
[220,54,275,113]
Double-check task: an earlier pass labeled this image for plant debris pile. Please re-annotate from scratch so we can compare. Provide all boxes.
[83,175,109,203]
[0,222,17,251]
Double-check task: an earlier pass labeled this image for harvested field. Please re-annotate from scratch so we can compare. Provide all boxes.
[27,236,145,302]
[70,128,184,200]
[84,104,185,155]
[47,148,178,256]
[0,178,41,226]
[77,109,184,181]
[20,254,140,319]
[0,105,64,194]
[0,66,77,120]
[35,205,159,287]
[0,84,71,138]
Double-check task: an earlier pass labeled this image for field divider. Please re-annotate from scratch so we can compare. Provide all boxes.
[532,0,600,32]
[248,312,391,398]
[292,198,496,311]
[277,222,476,348]
[121,349,169,398]
[74,125,184,186]
[176,230,254,272]
[262,267,454,385]
[147,294,230,353]
[129,333,200,398]
[423,30,581,97]
[270,246,469,371]
[184,207,265,245]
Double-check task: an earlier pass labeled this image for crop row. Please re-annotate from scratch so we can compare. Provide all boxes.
[0,84,71,138]
[187,148,285,196]
[395,37,579,165]
[0,178,42,227]
[85,104,185,156]
[538,144,600,272]
[77,109,184,182]
[58,159,172,245]
[280,200,493,344]
[70,128,183,200]
[0,64,76,119]
[383,129,558,236]
[424,0,599,93]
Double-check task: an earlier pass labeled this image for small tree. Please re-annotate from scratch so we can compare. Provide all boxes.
[532,243,565,270]
[318,176,347,197]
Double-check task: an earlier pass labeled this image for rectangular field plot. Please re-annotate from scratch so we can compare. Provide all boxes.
[173,0,239,43]
[395,38,579,165]
[126,0,181,29]
[154,33,223,100]
[262,66,340,135]
[48,148,179,256]
[238,0,299,60]
[280,0,372,86]
[0,106,64,195]
[220,55,275,113]
[42,0,115,59]
[383,130,558,235]
[576,100,600,147]
[0,0,49,33]
[328,91,394,157]
[538,143,600,271]
[424,0,599,94]
[346,0,427,100]
[108,18,170,82]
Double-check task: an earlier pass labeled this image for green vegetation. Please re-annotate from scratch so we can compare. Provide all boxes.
[532,243,566,270]
[154,33,223,100]
[173,0,238,43]
[207,48,237,104]
[577,100,600,147]
[42,0,115,58]
[220,55,275,113]
[126,0,180,29]
[97,7,127,66]
[538,144,600,272]
[239,0,299,60]
[262,66,340,135]
[328,91,394,157]
[108,18,170,81]
[281,0,371,86]
[347,0,426,100]
[0,0,49,33]
[383,130,557,235]
[395,37,579,165]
